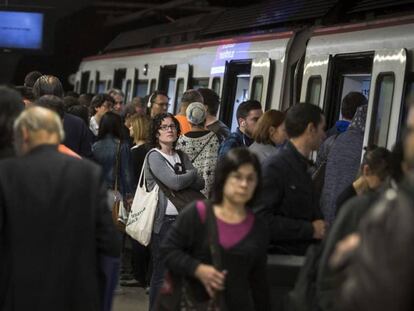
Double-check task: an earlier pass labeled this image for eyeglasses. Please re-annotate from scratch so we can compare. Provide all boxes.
[159,124,177,131]
[156,102,170,108]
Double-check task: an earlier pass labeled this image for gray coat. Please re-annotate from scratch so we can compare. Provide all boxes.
[145,149,204,233]
[249,142,278,164]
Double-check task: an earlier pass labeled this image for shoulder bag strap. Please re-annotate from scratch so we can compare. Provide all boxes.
[205,202,222,269]
[113,141,121,192]
[190,133,215,163]
[146,149,175,197]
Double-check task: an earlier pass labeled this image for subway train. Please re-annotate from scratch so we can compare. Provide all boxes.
[75,2,414,309]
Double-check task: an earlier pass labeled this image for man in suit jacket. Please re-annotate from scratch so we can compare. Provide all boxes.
[0,106,121,311]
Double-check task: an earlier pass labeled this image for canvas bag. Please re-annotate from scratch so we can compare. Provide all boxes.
[126,154,159,246]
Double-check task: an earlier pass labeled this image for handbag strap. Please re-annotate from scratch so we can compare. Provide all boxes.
[190,132,215,163]
[146,149,176,198]
[113,141,121,192]
[204,201,222,270]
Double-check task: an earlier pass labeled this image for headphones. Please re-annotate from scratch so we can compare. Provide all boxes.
[147,92,155,108]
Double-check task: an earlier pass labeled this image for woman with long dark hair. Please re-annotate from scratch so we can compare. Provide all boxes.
[145,112,204,309]
[160,148,271,310]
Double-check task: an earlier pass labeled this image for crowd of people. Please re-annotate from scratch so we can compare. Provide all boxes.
[0,69,414,311]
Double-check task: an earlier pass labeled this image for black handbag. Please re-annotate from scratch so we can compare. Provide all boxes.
[154,201,227,311]
[148,150,206,212]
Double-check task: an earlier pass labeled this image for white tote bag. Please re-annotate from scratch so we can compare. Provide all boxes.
[126,156,159,246]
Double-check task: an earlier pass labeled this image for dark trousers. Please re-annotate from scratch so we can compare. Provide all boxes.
[149,216,176,310]
[131,239,150,284]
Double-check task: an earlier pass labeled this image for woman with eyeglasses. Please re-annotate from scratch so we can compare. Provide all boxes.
[159,148,271,310]
[145,112,204,310]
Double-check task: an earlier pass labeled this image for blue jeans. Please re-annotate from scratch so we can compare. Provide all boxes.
[149,216,176,310]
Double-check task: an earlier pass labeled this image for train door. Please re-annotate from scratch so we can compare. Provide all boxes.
[300,54,330,108]
[113,68,126,90]
[159,65,177,113]
[146,65,160,95]
[249,58,273,110]
[173,64,190,114]
[364,49,407,149]
[324,53,373,130]
[80,71,90,94]
[221,60,252,131]
[124,68,137,103]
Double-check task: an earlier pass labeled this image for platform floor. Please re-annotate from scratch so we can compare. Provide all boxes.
[113,286,149,311]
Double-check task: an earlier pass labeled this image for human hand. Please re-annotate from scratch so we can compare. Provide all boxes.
[312,219,326,240]
[194,264,227,297]
[330,233,360,268]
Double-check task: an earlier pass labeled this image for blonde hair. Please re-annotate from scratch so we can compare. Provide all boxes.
[127,114,150,143]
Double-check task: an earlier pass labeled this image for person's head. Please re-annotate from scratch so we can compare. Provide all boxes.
[108,88,124,114]
[236,100,263,137]
[360,146,392,190]
[67,105,89,126]
[79,93,93,108]
[180,89,203,114]
[24,71,42,88]
[90,94,113,119]
[13,106,64,156]
[148,90,170,117]
[32,75,64,99]
[131,96,146,116]
[341,92,367,121]
[63,96,79,112]
[35,95,65,120]
[148,113,180,149]
[0,86,25,148]
[253,109,286,145]
[186,102,207,127]
[212,148,261,207]
[285,102,326,151]
[126,114,151,144]
[198,88,220,117]
[97,111,122,141]
[65,91,79,98]
[390,141,405,184]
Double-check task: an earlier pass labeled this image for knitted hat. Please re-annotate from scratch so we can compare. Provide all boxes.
[186,102,206,125]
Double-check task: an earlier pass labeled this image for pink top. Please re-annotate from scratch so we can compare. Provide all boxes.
[196,201,255,250]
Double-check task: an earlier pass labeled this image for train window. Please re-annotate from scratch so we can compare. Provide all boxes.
[175,78,185,114]
[167,78,176,113]
[107,80,112,90]
[88,80,93,93]
[134,80,148,97]
[80,71,90,94]
[212,77,221,95]
[125,80,132,101]
[369,73,395,147]
[306,76,322,106]
[192,78,209,89]
[251,76,264,102]
[75,81,80,93]
[150,79,156,94]
[97,81,106,93]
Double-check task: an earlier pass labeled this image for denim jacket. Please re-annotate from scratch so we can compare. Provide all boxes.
[92,135,132,198]
[218,128,254,157]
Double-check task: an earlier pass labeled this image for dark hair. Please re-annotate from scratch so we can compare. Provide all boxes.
[148,90,169,108]
[0,86,24,147]
[285,102,323,138]
[67,105,89,126]
[341,92,367,120]
[212,148,262,206]
[91,94,113,115]
[65,91,79,98]
[79,93,94,107]
[24,71,42,88]
[98,111,122,140]
[361,145,392,181]
[63,96,79,111]
[390,141,404,183]
[148,113,181,149]
[35,95,65,119]
[181,89,203,105]
[15,86,35,101]
[198,88,220,116]
[32,75,64,99]
[253,110,285,144]
[236,100,262,121]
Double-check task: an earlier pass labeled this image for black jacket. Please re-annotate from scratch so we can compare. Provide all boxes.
[255,141,323,255]
[0,145,121,311]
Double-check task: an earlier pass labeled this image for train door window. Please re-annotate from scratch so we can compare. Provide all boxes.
[251,76,263,102]
[80,71,90,94]
[113,69,126,90]
[107,80,112,90]
[212,77,221,95]
[135,80,148,97]
[167,78,176,114]
[150,79,157,94]
[369,74,395,147]
[306,76,321,106]
[221,60,252,131]
[88,80,93,93]
[192,78,209,89]
[159,65,177,94]
[97,81,106,93]
[175,78,184,114]
[125,80,132,101]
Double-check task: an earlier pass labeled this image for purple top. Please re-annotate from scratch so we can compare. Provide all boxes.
[196,201,255,249]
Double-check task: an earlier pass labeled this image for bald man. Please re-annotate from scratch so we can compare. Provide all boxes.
[0,107,121,310]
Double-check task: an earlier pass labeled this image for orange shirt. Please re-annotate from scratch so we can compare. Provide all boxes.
[58,144,82,159]
[175,114,192,135]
